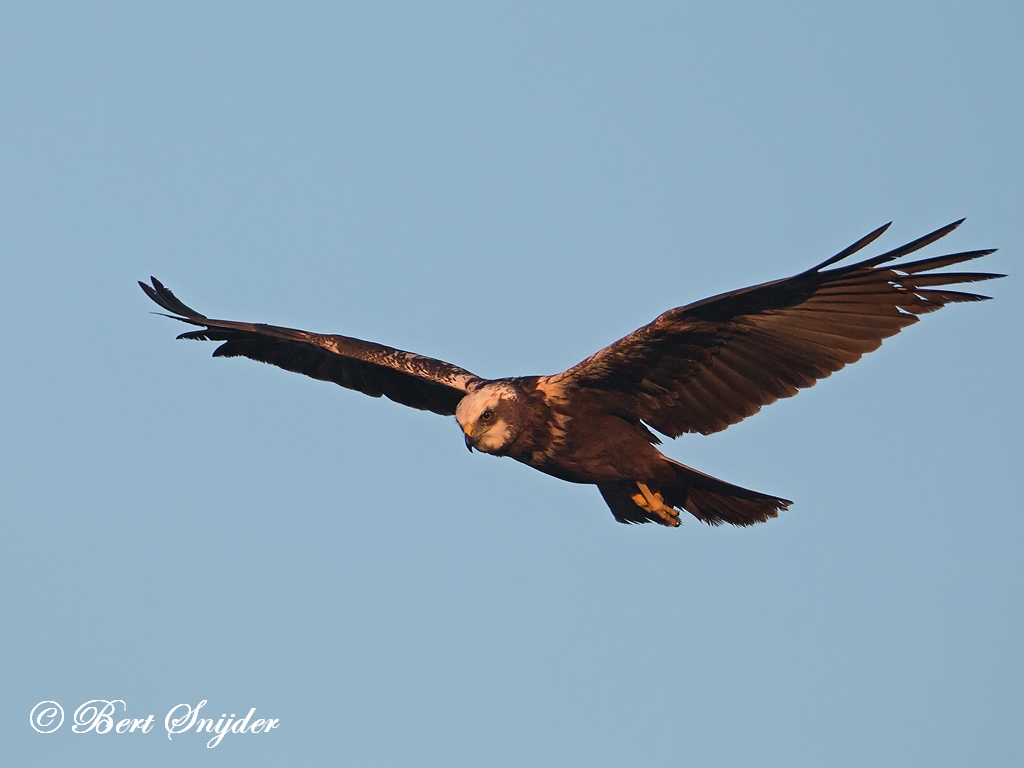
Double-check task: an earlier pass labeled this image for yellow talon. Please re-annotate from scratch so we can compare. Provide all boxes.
[636,482,664,511]
[633,482,679,526]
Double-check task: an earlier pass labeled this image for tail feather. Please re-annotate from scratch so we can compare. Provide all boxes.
[598,459,791,527]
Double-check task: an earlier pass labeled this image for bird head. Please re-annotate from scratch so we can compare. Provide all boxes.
[455,383,522,454]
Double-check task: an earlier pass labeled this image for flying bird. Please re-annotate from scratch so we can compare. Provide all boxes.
[141,220,1001,527]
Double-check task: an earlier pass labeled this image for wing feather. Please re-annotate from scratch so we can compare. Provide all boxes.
[542,222,1002,437]
[140,278,482,416]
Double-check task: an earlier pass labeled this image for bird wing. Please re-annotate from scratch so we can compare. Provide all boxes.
[140,278,484,416]
[540,221,1003,437]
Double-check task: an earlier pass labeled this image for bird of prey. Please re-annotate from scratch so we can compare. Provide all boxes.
[141,220,1001,528]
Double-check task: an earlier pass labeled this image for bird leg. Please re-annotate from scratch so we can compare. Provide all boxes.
[631,482,680,527]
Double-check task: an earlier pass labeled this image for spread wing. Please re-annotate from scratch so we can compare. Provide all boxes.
[541,220,1003,437]
[140,278,483,416]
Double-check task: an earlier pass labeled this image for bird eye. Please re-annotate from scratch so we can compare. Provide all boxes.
[481,410,493,421]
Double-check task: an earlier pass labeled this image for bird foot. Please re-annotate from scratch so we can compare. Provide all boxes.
[631,482,680,527]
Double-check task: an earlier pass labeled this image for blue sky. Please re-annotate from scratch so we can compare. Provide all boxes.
[1,2,1021,766]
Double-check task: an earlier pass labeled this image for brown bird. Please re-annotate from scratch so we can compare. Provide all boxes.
[141,220,1001,527]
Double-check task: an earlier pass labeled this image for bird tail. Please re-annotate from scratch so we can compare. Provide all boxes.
[598,458,791,527]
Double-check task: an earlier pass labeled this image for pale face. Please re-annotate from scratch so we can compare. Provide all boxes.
[455,383,520,454]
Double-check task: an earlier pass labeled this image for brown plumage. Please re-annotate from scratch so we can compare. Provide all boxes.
[141,220,1002,528]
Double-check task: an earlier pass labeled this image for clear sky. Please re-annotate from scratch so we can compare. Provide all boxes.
[1,2,1021,766]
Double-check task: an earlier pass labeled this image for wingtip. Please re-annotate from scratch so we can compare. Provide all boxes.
[812,221,894,271]
[138,276,208,322]
[139,277,165,296]
[921,218,967,245]
[138,278,158,301]
[939,218,966,237]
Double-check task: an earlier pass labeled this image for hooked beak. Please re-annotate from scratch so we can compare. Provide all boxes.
[462,424,476,452]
